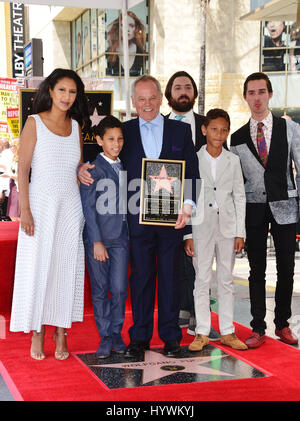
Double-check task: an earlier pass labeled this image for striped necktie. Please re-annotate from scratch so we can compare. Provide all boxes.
[111,161,123,175]
[256,122,268,167]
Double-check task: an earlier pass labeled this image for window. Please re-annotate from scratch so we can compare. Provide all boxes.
[71,1,149,112]
[261,21,300,123]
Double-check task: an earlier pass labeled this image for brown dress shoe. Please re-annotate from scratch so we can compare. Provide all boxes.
[275,328,298,345]
[245,332,266,349]
[188,334,209,351]
[221,333,248,350]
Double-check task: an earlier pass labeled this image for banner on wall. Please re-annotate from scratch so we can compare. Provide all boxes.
[19,89,113,162]
[7,108,19,138]
[0,77,23,141]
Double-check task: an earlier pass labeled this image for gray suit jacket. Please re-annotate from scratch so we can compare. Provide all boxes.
[192,146,246,239]
[230,114,300,225]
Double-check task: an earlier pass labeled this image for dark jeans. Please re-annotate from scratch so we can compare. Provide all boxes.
[246,205,296,334]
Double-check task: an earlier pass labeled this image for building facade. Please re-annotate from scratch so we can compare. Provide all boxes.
[1,0,299,132]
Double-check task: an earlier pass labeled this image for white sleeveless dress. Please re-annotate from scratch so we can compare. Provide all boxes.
[10,115,85,333]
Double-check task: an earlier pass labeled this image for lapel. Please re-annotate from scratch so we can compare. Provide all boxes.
[243,120,265,168]
[96,153,119,184]
[198,146,214,185]
[266,114,286,167]
[215,149,231,183]
[130,117,146,158]
[159,116,170,158]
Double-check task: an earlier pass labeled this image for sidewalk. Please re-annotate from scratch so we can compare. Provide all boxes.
[210,251,300,349]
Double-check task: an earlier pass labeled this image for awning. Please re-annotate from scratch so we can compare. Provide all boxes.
[240,0,300,25]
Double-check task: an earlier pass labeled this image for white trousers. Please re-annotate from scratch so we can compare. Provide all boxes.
[193,210,236,336]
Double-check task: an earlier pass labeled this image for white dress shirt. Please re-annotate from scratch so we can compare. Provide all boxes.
[204,147,224,209]
[169,109,196,145]
[100,152,121,165]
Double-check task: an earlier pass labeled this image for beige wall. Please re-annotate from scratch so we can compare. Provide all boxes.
[2,1,261,132]
[28,5,71,77]
[205,0,260,132]
[149,0,202,112]
[150,0,261,133]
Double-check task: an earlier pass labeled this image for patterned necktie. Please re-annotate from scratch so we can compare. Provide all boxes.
[256,122,268,167]
[175,115,185,121]
[111,161,123,175]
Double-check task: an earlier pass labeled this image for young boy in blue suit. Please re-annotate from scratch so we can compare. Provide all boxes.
[80,115,129,358]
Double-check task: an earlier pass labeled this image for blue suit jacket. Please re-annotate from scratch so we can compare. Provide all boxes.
[80,154,127,244]
[120,115,200,236]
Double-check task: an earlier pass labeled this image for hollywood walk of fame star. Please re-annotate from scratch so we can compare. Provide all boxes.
[90,107,105,127]
[149,165,178,194]
[90,349,234,385]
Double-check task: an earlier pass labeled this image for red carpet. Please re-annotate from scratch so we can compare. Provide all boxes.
[1,222,300,402]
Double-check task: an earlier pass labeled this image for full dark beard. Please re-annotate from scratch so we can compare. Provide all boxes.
[168,96,195,113]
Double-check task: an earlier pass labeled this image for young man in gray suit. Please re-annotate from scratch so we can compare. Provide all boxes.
[230,72,300,348]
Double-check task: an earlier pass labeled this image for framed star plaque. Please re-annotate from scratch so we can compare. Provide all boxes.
[139,158,185,226]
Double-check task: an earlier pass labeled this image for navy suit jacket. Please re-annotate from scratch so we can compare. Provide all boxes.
[80,154,127,244]
[165,111,206,152]
[120,115,200,236]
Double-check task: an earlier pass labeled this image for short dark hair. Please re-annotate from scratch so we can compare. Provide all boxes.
[164,71,198,102]
[203,108,231,130]
[243,72,273,97]
[33,68,90,129]
[94,115,123,138]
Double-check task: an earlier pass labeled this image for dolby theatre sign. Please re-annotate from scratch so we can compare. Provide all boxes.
[10,2,25,78]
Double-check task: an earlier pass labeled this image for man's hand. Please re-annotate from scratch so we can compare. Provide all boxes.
[94,242,109,262]
[234,237,245,253]
[184,238,195,257]
[174,203,192,230]
[78,162,95,186]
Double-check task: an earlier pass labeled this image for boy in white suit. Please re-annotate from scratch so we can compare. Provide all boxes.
[185,109,248,351]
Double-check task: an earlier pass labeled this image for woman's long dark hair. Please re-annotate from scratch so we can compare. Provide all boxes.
[33,68,90,130]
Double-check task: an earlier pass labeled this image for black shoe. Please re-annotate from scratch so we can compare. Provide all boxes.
[124,341,149,358]
[163,341,181,357]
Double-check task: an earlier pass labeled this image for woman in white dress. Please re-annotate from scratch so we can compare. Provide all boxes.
[10,69,90,360]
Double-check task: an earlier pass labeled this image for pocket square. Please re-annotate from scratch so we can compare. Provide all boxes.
[172,145,182,152]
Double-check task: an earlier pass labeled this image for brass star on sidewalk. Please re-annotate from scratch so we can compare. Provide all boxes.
[90,350,234,385]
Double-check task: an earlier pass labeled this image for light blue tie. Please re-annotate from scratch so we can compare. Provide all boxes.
[143,122,159,158]
[175,115,185,121]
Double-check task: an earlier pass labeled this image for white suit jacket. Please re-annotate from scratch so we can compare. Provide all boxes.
[192,146,246,239]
